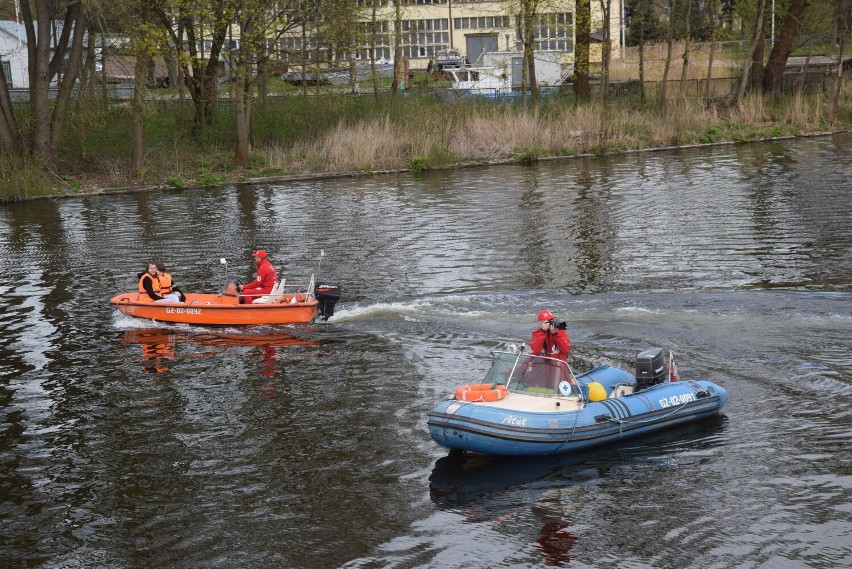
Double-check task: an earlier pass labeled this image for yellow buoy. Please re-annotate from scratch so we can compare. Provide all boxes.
[587,382,607,402]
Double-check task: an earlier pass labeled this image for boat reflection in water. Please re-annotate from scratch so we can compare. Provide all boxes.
[429,416,727,565]
[121,328,320,375]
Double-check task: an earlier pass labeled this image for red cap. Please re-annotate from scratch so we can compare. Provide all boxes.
[538,309,555,321]
[252,250,267,259]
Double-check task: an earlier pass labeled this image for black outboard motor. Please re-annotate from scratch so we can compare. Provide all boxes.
[635,347,667,390]
[314,282,343,320]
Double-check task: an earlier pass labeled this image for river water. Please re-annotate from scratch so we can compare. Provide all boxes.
[1,134,850,569]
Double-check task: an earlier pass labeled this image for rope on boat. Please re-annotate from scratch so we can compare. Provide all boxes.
[604,397,694,427]
[550,386,709,454]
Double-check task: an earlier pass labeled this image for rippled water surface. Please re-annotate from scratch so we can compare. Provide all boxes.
[1,134,851,568]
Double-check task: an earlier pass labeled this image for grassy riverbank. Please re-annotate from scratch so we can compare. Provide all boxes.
[3,83,851,202]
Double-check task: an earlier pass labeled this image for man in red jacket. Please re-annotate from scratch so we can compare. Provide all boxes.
[530,309,571,362]
[238,250,278,304]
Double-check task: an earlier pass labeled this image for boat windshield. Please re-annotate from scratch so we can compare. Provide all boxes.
[483,351,578,397]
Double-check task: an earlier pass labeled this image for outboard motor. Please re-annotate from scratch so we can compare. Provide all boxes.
[314,282,343,320]
[635,347,667,390]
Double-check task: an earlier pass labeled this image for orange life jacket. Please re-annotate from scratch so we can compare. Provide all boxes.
[138,273,160,301]
[158,273,174,294]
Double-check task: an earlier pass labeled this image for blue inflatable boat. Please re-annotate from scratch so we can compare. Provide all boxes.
[427,347,728,456]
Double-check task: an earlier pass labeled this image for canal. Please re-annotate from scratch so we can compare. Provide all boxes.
[1,134,850,568]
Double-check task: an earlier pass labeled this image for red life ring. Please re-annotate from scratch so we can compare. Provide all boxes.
[455,383,508,402]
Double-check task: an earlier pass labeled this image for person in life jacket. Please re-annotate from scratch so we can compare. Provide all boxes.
[238,249,278,304]
[530,309,571,362]
[155,263,185,302]
[138,262,164,302]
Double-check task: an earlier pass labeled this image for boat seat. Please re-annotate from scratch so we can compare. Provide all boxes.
[254,279,286,304]
[608,385,634,398]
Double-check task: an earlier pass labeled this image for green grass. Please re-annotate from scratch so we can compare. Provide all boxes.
[1,73,850,202]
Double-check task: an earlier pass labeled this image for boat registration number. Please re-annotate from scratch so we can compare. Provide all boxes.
[659,393,696,408]
[165,307,202,315]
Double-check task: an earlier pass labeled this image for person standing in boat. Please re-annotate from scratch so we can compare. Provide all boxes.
[155,263,185,302]
[137,262,165,302]
[238,250,277,303]
[530,309,571,362]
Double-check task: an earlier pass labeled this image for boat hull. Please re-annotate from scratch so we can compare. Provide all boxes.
[428,379,728,456]
[110,292,318,326]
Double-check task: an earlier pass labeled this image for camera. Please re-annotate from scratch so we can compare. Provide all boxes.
[549,320,567,330]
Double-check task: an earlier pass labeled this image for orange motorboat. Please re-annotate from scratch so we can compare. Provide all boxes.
[111,279,343,326]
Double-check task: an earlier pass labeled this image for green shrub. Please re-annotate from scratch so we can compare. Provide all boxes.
[699,126,721,143]
[407,155,427,171]
[514,148,539,164]
[198,173,224,185]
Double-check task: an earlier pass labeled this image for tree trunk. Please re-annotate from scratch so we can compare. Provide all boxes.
[315,0,322,98]
[0,63,18,152]
[680,0,692,94]
[762,0,809,96]
[575,0,591,100]
[234,27,253,170]
[599,0,611,99]
[131,42,148,174]
[830,7,845,124]
[660,0,677,108]
[749,31,765,92]
[638,0,646,103]
[23,0,54,165]
[523,3,540,106]
[49,4,86,156]
[705,0,719,101]
[234,65,252,170]
[391,1,402,94]
[730,0,767,106]
[370,1,379,101]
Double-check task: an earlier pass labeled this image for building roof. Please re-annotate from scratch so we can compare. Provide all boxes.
[0,21,27,45]
[0,20,89,48]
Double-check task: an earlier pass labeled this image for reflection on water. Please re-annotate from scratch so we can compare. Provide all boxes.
[427,417,730,567]
[429,416,728,511]
[121,328,320,375]
[0,134,850,568]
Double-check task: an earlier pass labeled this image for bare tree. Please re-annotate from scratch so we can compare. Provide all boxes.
[12,0,88,169]
[231,0,298,168]
[151,0,235,127]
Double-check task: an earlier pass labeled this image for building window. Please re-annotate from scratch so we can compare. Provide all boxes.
[279,36,334,62]
[399,19,449,58]
[453,15,510,30]
[517,12,574,51]
[1,61,11,89]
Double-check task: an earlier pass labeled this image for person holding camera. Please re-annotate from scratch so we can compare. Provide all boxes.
[530,309,571,362]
